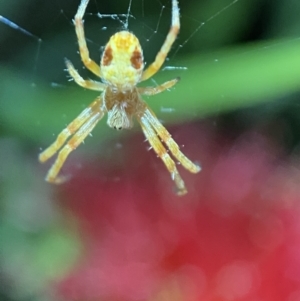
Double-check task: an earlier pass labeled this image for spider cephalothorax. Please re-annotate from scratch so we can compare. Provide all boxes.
[105,88,141,130]
[39,0,200,195]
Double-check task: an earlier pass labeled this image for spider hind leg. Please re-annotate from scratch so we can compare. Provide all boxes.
[74,0,101,76]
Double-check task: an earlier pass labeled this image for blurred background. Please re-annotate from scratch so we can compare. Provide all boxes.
[1,0,300,300]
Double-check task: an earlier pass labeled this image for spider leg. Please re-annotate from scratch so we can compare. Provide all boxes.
[138,77,180,96]
[65,59,106,91]
[39,97,103,163]
[141,0,180,81]
[44,111,104,183]
[74,0,101,77]
[138,114,187,195]
[144,106,201,174]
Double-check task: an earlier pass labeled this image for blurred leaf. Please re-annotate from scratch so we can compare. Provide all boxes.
[1,222,80,298]
[1,38,300,145]
[33,226,81,279]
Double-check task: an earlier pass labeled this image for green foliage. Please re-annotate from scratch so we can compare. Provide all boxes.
[1,39,300,144]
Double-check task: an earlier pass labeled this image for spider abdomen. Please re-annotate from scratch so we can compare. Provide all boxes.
[100,31,144,90]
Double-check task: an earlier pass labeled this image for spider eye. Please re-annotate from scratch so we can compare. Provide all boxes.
[114,126,122,130]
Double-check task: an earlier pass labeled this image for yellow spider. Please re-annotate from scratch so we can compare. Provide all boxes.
[39,0,200,195]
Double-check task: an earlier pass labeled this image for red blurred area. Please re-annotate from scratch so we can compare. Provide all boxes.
[57,123,300,301]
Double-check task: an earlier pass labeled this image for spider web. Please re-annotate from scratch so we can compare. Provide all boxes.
[0,0,243,189]
[1,0,300,131]
[0,0,244,84]
[1,2,300,300]
[2,0,298,85]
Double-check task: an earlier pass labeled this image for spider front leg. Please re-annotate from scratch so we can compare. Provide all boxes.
[39,97,102,163]
[39,97,104,183]
[144,107,201,174]
[44,111,103,183]
[138,115,187,195]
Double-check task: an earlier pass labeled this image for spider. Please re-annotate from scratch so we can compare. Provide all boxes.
[39,0,201,195]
